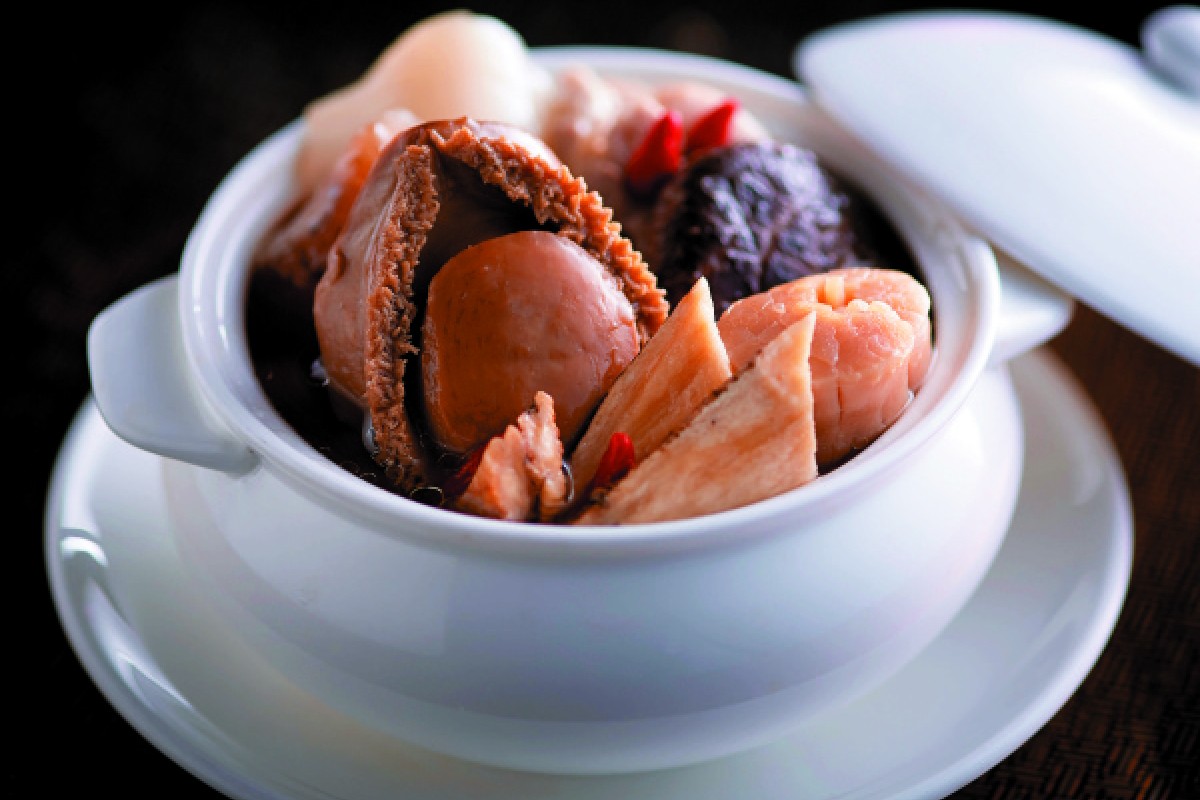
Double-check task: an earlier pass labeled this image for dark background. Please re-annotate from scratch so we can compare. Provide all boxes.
[19,2,1199,797]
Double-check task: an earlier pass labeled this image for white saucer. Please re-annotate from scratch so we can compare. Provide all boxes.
[45,348,1132,800]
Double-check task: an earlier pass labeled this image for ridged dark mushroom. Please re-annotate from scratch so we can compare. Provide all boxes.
[647,141,861,317]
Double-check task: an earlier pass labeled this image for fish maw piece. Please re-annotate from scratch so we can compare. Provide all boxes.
[717,289,796,376]
[455,392,568,521]
[817,268,932,389]
[570,277,732,492]
[577,313,817,525]
[720,267,931,387]
[809,300,914,466]
[718,267,930,465]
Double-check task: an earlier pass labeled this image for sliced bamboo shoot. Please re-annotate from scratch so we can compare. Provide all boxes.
[577,312,818,524]
[569,277,732,493]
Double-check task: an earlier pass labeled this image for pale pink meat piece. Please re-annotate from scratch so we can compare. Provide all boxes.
[537,66,769,250]
[455,392,568,522]
[538,68,662,239]
[652,81,770,143]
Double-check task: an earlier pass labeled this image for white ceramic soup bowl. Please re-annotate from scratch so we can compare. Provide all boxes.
[86,47,1072,775]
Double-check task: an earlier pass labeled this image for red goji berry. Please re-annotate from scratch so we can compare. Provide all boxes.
[685,98,740,156]
[624,111,684,197]
[442,440,489,500]
[586,431,637,498]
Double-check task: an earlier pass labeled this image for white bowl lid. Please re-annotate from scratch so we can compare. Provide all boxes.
[795,7,1200,367]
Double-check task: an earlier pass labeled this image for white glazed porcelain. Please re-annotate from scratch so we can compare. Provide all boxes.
[85,48,1074,775]
[795,9,1200,367]
[45,350,1134,800]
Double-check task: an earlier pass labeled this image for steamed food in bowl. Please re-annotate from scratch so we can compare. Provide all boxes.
[82,8,1023,776]
[249,10,933,524]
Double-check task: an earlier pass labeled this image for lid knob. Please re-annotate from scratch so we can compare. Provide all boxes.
[1142,5,1200,95]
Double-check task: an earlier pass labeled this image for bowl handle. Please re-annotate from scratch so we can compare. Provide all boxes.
[87,276,258,473]
[990,249,1075,365]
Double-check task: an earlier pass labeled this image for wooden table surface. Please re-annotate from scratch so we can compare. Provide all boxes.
[20,2,1198,796]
